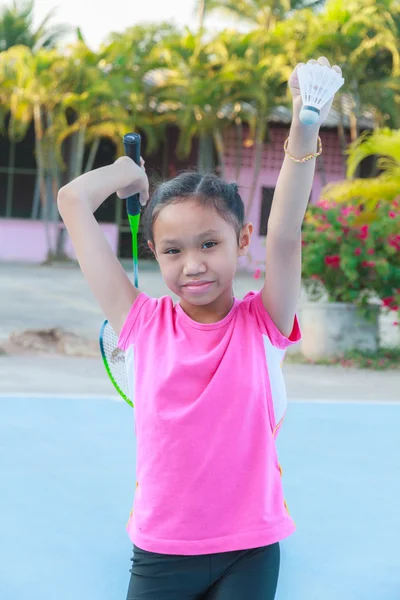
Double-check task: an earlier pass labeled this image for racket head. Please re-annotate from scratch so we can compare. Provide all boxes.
[99,319,133,407]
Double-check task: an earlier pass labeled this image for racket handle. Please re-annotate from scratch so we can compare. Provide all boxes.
[123,133,141,216]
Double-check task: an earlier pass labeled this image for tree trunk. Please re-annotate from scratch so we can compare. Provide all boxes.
[85,137,100,172]
[235,120,243,181]
[197,132,214,174]
[349,110,361,178]
[55,226,67,260]
[349,82,361,177]
[243,118,266,270]
[245,118,266,219]
[74,123,87,179]
[31,174,41,219]
[349,110,358,144]
[350,82,361,143]
[33,102,54,261]
[67,130,79,182]
[213,129,225,180]
[5,139,16,217]
[337,95,348,158]
[162,134,168,176]
[46,109,66,260]
[197,0,206,30]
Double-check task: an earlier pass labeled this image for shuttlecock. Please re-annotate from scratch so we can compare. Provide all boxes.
[298,63,345,125]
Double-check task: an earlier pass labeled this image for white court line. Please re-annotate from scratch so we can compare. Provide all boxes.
[0,392,122,402]
[0,394,399,405]
[290,398,400,406]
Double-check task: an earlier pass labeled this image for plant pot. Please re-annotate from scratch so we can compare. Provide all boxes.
[300,302,379,360]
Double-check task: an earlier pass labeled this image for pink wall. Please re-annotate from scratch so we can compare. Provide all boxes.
[223,127,349,271]
[0,219,119,263]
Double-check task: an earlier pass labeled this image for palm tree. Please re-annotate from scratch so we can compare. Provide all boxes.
[267,0,400,187]
[214,30,291,217]
[101,23,182,159]
[42,38,162,258]
[0,0,72,52]
[0,42,128,259]
[303,0,400,143]
[144,29,263,177]
[195,0,326,30]
[0,45,68,257]
[143,31,221,173]
[151,27,292,236]
[50,41,132,180]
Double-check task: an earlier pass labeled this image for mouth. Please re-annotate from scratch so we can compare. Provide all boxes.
[182,281,215,293]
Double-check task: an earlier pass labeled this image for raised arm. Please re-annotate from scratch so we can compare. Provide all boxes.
[261,57,342,337]
[57,156,149,336]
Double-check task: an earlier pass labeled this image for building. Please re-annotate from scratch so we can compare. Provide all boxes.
[0,102,374,267]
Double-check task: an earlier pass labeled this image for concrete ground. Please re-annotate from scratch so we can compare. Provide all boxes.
[1,262,399,401]
[2,395,399,600]
[1,262,400,600]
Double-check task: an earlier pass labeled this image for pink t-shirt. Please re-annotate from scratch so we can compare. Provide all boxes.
[118,290,301,556]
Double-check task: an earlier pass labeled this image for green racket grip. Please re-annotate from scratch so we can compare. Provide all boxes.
[128,213,140,288]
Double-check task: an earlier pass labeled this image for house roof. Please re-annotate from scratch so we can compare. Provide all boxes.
[144,69,375,130]
[270,96,375,129]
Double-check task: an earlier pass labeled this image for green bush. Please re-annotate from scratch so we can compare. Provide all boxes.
[301,198,400,316]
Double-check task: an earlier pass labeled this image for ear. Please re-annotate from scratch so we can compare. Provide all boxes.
[147,240,158,259]
[238,223,253,257]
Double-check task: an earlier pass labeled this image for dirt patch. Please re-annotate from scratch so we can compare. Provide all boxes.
[4,328,99,358]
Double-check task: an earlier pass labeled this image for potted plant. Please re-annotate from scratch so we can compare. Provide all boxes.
[300,198,400,360]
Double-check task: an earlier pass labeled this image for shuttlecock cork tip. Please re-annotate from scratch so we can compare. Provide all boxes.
[298,63,345,126]
[299,106,320,125]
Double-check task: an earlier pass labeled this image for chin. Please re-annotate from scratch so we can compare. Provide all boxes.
[182,295,216,305]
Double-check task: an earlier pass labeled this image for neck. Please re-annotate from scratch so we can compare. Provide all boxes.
[179,288,234,324]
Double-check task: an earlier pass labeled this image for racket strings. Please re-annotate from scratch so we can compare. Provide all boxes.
[101,321,130,401]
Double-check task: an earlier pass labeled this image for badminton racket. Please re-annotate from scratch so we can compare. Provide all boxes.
[99,133,142,407]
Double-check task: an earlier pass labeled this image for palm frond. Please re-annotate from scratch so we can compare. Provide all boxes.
[323,177,400,208]
[346,128,400,177]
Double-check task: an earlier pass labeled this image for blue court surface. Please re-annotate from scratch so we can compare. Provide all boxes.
[1,395,399,600]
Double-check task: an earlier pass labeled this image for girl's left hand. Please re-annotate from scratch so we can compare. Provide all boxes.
[116,157,149,205]
[289,56,343,128]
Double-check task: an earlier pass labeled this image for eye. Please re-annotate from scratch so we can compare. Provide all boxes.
[202,241,217,249]
[164,248,180,255]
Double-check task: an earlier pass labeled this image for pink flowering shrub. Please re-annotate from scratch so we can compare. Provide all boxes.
[301,198,400,313]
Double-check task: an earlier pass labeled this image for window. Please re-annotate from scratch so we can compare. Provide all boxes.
[259,187,275,236]
[259,186,313,235]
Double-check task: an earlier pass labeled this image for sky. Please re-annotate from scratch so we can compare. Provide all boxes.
[32,0,241,49]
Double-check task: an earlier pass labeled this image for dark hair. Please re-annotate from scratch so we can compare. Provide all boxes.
[143,171,245,246]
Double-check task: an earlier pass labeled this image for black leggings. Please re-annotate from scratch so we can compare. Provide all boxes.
[126,542,280,600]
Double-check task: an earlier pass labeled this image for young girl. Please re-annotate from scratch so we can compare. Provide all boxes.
[58,56,341,600]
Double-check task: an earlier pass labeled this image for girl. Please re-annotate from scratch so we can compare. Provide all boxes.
[58,56,342,600]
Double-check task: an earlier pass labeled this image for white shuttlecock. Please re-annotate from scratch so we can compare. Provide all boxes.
[297,63,345,125]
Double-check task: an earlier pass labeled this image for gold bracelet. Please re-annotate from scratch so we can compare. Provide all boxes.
[283,136,322,163]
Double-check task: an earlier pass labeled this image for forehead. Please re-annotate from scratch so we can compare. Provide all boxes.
[153,200,234,243]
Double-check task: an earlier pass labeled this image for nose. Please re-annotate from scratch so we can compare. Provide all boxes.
[182,252,207,277]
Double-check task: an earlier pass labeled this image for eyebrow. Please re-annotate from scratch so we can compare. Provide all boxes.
[160,229,221,246]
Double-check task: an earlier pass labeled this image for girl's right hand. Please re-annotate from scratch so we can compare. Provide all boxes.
[116,156,149,206]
